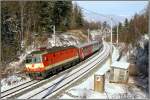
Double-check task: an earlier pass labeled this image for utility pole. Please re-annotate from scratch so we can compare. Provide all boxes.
[53,25,56,46]
[88,28,90,42]
[50,25,56,46]
[110,17,113,64]
[149,1,150,42]
[20,1,24,52]
[117,25,118,46]
[20,1,24,41]
[0,0,1,68]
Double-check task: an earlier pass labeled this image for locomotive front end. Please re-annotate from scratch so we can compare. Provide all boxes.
[25,54,45,79]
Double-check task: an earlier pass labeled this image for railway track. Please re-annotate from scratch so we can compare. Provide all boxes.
[1,43,104,99]
[1,79,33,93]
[17,42,110,99]
[1,80,37,98]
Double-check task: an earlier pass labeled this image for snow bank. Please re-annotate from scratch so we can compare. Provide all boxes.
[48,33,81,48]
[112,45,119,61]
[61,89,108,99]
[1,75,30,92]
[1,75,21,86]
[59,57,111,99]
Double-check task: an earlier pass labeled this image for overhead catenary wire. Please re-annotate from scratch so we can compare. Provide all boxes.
[47,2,120,25]
[80,6,119,25]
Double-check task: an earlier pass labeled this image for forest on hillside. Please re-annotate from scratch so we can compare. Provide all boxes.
[1,1,85,66]
[113,4,149,45]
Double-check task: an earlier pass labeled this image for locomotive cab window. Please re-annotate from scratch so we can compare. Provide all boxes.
[32,56,42,63]
[26,58,32,63]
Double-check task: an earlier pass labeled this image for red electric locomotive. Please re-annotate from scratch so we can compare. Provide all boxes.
[25,41,103,79]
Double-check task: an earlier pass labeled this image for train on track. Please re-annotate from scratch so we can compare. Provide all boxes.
[25,41,103,79]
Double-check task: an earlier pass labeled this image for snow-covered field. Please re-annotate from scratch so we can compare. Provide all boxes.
[59,46,148,99]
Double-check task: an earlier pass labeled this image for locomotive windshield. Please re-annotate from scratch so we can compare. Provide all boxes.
[26,56,42,63]
[32,57,41,63]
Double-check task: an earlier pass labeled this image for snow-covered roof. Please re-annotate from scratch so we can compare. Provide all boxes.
[111,61,129,69]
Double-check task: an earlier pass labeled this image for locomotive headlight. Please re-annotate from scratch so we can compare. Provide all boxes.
[34,63,44,69]
[25,64,30,69]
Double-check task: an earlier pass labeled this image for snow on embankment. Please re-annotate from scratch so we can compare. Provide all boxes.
[1,45,35,90]
[48,33,81,47]
[45,30,87,48]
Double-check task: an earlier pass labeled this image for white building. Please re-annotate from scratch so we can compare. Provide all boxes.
[109,61,130,83]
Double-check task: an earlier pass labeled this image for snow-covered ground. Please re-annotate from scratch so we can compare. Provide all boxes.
[48,33,81,48]
[1,75,31,92]
[59,45,148,99]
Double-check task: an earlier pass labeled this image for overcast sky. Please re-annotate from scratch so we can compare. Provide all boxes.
[73,1,148,23]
